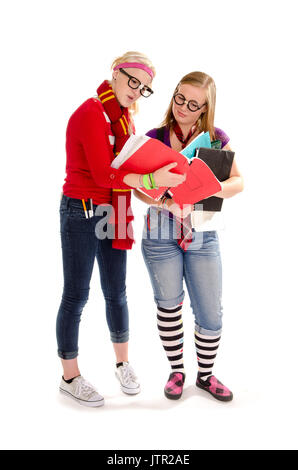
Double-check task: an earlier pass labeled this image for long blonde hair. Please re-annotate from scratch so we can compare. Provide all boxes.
[111,51,156,116]
[161,71,216,141]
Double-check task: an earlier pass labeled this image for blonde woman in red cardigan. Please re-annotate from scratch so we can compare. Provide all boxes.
[57,51,185,407]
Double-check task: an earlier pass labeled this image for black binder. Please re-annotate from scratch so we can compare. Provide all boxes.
[193,147,234,211]
[154,127,234,212]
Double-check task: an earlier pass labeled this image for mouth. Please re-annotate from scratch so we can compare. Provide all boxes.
[177,110,186,118]
[127,95,134,101]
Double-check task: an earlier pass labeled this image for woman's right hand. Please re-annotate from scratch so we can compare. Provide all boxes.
[153,162,186,188]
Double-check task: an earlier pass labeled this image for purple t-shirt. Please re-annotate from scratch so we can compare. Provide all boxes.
[146,126,229,148]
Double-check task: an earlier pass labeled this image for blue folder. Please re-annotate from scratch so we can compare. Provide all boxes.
[180,132,211,160]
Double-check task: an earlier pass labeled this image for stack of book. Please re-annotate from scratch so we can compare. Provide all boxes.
[111,131,234,208]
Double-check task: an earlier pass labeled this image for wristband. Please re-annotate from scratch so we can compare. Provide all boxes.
[143,174,152,190]
[149,172,157,189]
[160,194,169,209]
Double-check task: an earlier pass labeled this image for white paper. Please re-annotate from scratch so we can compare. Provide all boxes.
[111,134,151,169]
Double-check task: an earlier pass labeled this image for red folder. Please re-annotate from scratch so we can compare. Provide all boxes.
[114,138,187,200]
[112,137,221,204]
[168,159,222,207]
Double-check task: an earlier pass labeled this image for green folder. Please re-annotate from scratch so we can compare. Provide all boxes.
[211,139,222,149]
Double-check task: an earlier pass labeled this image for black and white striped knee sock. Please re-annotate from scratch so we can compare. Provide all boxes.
[157,304,184,373]
[195,330,221,381]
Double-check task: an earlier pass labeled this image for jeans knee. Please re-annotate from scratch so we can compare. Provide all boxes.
[61,288,89,314]
[104,292,127,309]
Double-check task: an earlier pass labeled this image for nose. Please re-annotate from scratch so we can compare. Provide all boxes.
[129,89,140,101]
[133,89,141,99]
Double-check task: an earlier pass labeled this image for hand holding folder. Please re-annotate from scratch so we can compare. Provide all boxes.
[168,158,222,206]
[111,135,190,200]
[111,135,229,207]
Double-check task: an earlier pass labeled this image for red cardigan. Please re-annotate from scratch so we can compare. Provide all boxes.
[62,97,132,205]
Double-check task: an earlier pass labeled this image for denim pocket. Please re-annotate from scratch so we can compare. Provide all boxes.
[65,201,87,219]
[204,230,218,241]
[67,208,86,219]
[201,230,220,255]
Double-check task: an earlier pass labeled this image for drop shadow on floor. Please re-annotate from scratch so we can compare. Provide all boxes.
[57,384,234,412]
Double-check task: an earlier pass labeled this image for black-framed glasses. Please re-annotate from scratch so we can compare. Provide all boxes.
[173,93,206,112]
[119,68,154,98]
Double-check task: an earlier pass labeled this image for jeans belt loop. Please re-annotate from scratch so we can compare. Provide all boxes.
[64,195,71,209]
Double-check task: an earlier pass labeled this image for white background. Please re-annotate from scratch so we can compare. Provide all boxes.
[1,0,297,451]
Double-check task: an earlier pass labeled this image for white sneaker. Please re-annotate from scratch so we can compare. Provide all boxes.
[115,362,141,395]
[59,375,104,407]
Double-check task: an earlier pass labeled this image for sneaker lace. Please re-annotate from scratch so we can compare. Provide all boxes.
[75,378,96,398]
[121,364,137,385]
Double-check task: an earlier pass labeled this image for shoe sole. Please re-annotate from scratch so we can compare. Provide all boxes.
[196,382,233,402]
[120,384,141,395]
[164,390,182,400]
[59,388,105,407]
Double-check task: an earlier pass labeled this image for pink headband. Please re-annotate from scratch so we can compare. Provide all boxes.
[113,62,154,79]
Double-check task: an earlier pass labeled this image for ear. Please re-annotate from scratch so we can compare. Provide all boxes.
[113,70,119,80]
[199,104,207,118]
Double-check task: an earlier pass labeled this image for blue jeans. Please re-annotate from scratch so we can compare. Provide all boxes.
[56,195,129,360]
[141,207,223,336]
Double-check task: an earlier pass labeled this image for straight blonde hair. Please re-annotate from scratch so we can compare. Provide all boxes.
[160,71,216,141]
[111,51,156,116]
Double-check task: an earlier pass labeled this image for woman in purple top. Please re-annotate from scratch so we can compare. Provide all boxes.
[134,71,244,402]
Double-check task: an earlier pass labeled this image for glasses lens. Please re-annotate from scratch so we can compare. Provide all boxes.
[128,76,141,89]
[174,94,185,105]
[140,87,152,97]
[188,101,200,112]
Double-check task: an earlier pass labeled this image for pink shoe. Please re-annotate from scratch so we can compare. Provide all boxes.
[196,374,233,402]
[164,372,185,400]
